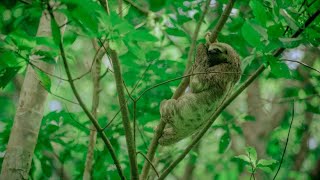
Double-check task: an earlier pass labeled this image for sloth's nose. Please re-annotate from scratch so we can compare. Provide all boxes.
[208,47,222,54]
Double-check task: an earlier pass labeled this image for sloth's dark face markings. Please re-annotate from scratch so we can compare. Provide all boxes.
[207,45,229,67]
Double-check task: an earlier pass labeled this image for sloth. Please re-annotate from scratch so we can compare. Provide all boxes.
[158,42,241,146]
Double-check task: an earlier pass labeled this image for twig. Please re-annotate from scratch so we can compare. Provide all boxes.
[158,9,320,179]
[137,151,160,178]
[49,91,78,105]
[63,104,96,132]
[47,8,126,179]
[248,152,256,180]
[14,51,69,81]
[172,0,211,99]
[118,0,123,17]
[72,43,106,81]
[101,59,156,130]
[137,70,241,102]
[124,0,149,15]
[261,94,319,104]
[83,39,103,179]
[281,59,320,74]
[209,0,236,43]
[273,102,295,180]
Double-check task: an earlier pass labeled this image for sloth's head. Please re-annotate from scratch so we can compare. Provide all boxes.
[207,43,239,67]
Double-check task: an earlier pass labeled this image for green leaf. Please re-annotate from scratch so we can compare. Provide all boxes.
[232,124,243,134]
[34,50,56,64]
[166,28,187,37]
[243,115,256,121]
[146,51,160,60]
[36,37,57,49]
[267,56,291,79]
[257,159,278,167]
[0,67,21,89]
[8,31,36,50]
[219,132,231,153]
[127,42,146,61]
[63,31,78,46]
[280,9,299,31]
[114,21,135,35]
[241,21,262,47]
[258,166,273,173]
[268,24,284,39]
[34,68,51,92]
[50,16,61,46]
[0,51,19,67]
[234,155,250,163]
[60,0,105,37]
[109,38,128,55]
[250,0,267,27]
[246,147,257,166]
[127,30,158,42]
[279,37,302,48]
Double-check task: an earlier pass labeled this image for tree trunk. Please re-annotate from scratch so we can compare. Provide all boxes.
[0,11,66,179]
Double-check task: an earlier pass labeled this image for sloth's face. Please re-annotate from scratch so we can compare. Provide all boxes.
[207,44,230,67]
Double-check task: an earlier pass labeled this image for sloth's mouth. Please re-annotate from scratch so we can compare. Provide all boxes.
[207,53,228,67]
[208,58,227,67]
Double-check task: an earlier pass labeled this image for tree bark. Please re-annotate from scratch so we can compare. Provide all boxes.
[0,11,66,179]
[181,141,201,180]
[83,43,104,180]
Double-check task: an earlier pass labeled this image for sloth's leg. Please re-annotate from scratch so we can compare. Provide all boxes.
[158,127,177,146]
[158,127,184,146]
[160,99,176,119]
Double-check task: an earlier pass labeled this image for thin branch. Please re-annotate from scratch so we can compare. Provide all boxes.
[172,0,211,99]
[14,51,68,81]
[63,104,96,132]
[98,0,110,14]
[158,9,320,179]
[248,152,256,180]
[273,102,295,180]
[209,0,236,43]
[137,70,241,102]
[118,0,123,17]
[137,151,160,178]
[72,43,106,81]
[281,59,320,74]
[49,91,79,105]
[47,8,125,180]
[261,94,319,104]
[123,0,149,15]
[101,59,156,130]
[99,68,109,80]
[83,39,103,179]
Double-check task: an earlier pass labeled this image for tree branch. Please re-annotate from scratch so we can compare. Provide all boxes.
[273,102,295,180]
[48,10,126,179]
[83,40,104,180]
[209,0,236,43]
[172,0,211,99]
[124,0,149,15]
[158,9,320,179]
[108,49,139,180]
